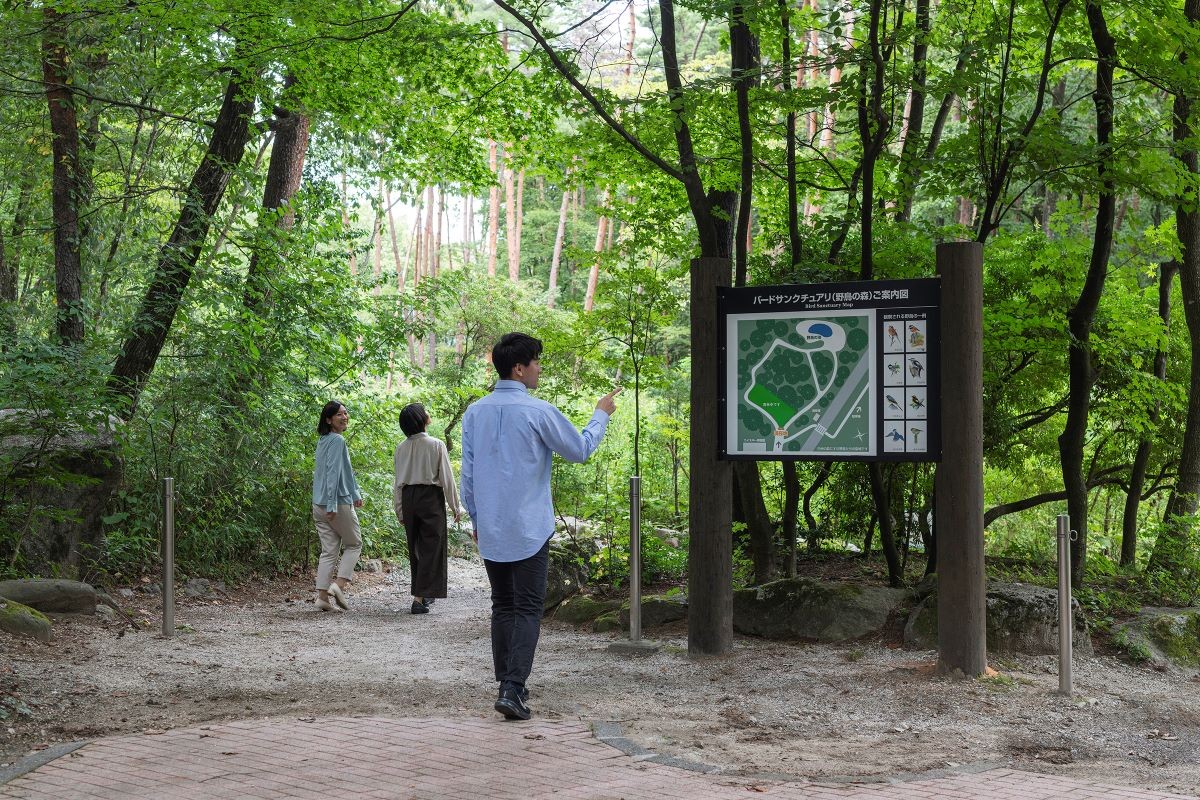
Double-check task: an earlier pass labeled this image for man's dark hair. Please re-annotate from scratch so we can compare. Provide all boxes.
[399,403,428,437]
[317,401,345,436]
[492,332,542,379]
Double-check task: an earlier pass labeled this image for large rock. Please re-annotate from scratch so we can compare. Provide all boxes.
[733,578,909,641]
[1111,607,1200,672]
[1,410,122,576]
[554,595,622,625]
[0,598,52,642]
[618,594,688,629]
[544,538,594,611]
[903,581,1091,654]
[0,579,97,614]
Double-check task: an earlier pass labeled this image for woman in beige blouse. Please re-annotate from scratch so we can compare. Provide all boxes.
[394,403,462,614]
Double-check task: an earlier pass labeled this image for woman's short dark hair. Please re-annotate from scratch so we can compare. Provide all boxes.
[399,403,428,437]
[492,332,542,379]
[317,401,345,436]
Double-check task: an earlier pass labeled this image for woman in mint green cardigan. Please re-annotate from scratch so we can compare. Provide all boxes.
[311,400,363,612]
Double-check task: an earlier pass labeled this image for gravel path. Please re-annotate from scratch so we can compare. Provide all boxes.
[2,556,1199,796]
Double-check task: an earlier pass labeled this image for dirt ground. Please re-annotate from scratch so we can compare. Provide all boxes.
[3,555,1200,796]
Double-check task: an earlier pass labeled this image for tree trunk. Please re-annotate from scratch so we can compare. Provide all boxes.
[803,461,832,551]
[869,464,903,586]
[895,0,930,222]
[584,194,608,312]
[1123,261,1176,566]
[107,62,259,417]
[505,153,518,281]
[0,180,32,305]
[781,461,800,577]
[1152,0,1200,572]
[42,7,87,347]
[779,0,801,266]
[734,461,774,584]
[1059,0,1116,587]
[487,141,500,277]
[731,3,756,284]
[548,188,569,308]
[243,86,309,314]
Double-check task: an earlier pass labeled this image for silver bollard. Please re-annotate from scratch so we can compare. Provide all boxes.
[1056,513,1072,695]
[162,477,175,638]
[629,475,642,643]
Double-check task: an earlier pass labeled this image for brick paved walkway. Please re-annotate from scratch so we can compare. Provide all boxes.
[0,716,1194,800]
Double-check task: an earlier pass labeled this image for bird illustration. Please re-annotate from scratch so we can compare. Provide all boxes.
[888,362,901,377]
[910,427,922,444]
[910,394,925,410]
[886,394,901,413]
[886,428,904,442]
[887,324,899,346]
[908,358,924,378]
[908,325,925,348]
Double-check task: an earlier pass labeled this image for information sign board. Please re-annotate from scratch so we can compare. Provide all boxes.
[719,279,940,461]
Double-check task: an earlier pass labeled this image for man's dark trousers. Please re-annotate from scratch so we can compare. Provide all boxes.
[483,538,550,692]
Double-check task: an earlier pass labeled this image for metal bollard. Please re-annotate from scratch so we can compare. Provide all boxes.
[629,475,642,643]
[1056,513,1072,695]
[162,478,175,638]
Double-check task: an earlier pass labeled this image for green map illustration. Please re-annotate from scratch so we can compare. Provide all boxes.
[731,312,873,455]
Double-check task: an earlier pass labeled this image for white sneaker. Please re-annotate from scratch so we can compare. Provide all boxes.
[316,596,335,612]
[328,582,350,610]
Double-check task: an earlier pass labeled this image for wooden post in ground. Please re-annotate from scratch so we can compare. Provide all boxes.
[687,256,733,657]
[935,241,987,676]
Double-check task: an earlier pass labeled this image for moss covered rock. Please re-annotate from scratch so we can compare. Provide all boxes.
[554,595,622,625]
[0,597,52,642]
[0,579,97,614]
[733,578,909,641]
[903,582,1091,655]
[593,612,622,633]
[1112,608,1200,672]
[618,595,688,629]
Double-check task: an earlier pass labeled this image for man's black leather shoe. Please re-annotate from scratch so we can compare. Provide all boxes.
[494,687,531,720]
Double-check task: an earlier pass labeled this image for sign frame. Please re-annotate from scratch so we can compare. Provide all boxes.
[718,278,941,463]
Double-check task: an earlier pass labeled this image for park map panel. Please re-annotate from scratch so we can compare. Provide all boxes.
[718,279,940,462]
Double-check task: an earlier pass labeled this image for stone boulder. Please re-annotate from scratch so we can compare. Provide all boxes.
[544,537,594,611]
[1111,607,1200,673]
[618,595,688,629]
[733,578,909,641]
[903,581,1091,655]
[0,598,52,642]
[1,410,122,576]
[0,579,97,614]
[554,595,622,625]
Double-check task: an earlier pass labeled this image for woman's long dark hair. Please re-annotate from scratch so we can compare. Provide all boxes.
[399,403,428,437]
[317,401,345,436]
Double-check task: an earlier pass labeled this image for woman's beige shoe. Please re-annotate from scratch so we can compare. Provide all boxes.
[328,582,350,610]
[316,596,335,612]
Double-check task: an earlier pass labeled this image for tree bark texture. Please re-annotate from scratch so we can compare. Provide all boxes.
[731,4,757,285]
[1059,0,1115,587]
[782,460,800,576]
[1123,261,1176,566]
[107,66,258,417]
[242,86,309,313]
[42,7,87,347]
[734,461,774,584]
[487,141,500,277]
[896,0,929,222]
[548,189,569,307]
[1153,0,1200,571]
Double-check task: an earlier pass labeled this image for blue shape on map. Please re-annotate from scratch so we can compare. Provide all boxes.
[809,323,833,337]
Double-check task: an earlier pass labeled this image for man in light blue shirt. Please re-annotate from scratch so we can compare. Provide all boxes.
[461,332,620,720]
